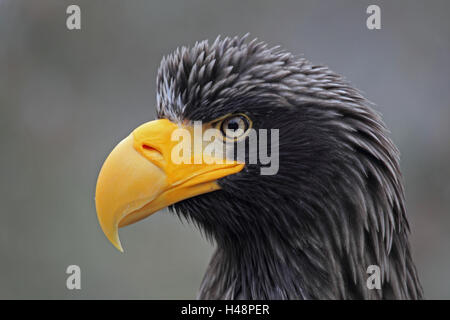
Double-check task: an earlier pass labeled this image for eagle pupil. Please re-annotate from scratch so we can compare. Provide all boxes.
[228,121,239,131]
[219,115,250,139]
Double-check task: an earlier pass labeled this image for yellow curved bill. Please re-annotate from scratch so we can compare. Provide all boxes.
[95,119,244,251]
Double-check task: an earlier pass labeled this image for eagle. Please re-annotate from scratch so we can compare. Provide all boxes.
[95,35,423,299]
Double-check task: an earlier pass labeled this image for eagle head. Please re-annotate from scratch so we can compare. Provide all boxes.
[95,35,423,299]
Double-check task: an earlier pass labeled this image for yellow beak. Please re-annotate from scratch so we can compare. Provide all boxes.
[95,119,244,252]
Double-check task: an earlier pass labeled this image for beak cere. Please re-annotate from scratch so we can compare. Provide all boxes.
[95,119,244,252]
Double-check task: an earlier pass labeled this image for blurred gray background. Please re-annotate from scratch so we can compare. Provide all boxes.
[1,0,449,299]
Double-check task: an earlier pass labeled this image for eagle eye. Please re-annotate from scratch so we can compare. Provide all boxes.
[218,114,251,141]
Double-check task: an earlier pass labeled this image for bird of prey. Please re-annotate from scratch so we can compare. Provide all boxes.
[95,35,423,299]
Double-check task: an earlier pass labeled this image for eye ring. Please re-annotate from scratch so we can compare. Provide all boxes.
[217,114,252,142]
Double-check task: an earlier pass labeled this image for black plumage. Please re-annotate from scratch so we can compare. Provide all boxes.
[156,35,423,299]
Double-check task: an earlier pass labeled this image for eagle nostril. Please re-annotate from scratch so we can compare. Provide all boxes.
[143,144,157,152]
[141,144,165,165]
